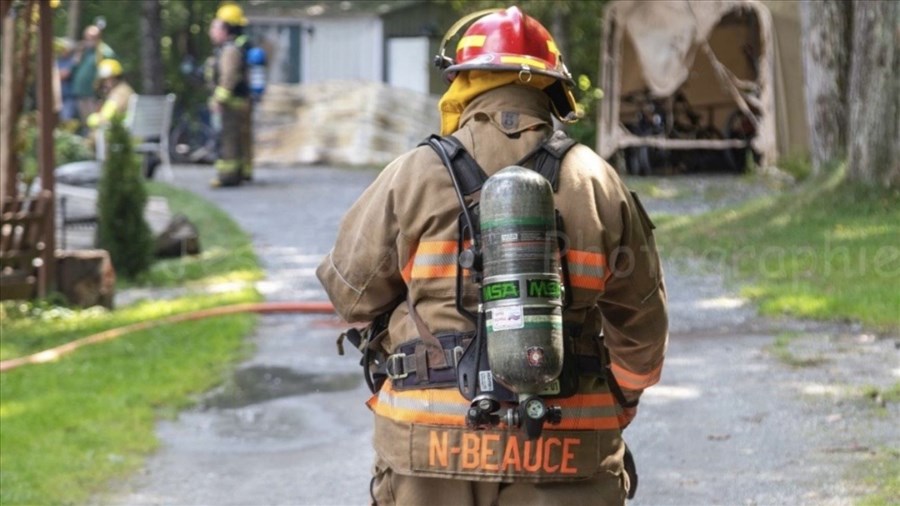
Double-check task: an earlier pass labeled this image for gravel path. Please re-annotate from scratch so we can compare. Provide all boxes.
[101,167,898,506]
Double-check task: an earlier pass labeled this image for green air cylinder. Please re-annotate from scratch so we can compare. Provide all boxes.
[480,165,564,396]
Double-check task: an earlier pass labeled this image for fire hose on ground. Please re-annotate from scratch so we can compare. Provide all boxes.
[0,301,337,373]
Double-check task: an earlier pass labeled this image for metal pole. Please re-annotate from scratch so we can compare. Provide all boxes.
[37,0,56,296]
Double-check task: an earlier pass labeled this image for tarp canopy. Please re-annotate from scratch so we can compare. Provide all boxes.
[596,0,807,168]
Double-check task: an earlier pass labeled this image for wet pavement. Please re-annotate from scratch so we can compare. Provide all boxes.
[103,166,379,505]
[102,167,899,506]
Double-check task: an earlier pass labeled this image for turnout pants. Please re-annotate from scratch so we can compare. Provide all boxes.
[215,99,252,185]
[370,455,628,506]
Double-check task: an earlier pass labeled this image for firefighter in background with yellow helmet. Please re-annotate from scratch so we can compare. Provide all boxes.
[85,59,133,130]
[207,3,253,187]
[317,7,668,505]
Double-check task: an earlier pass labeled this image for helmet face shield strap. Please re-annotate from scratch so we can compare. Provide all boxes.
[435,6,579,122]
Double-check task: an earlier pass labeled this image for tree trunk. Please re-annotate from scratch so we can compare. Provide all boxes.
[551,8,568,67]
[1,1,36,203]
[139,0,164,95]
[66,0,81,41]
[846,0,900,187]
[799,0,850,173]
[0,11,15,207]
[185,0,196,59]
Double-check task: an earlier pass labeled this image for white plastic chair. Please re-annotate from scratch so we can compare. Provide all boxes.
[124,93,177,181]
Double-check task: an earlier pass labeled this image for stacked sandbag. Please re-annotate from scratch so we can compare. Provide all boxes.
[255,81,439,166]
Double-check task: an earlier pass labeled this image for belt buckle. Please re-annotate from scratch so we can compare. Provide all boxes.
[386,353,408,380]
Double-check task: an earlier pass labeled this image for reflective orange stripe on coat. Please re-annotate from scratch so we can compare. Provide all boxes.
[610,361,663,390]
[402,243,607,289]
[402,240,471,282]
[368,381,622,431]
[566,250,609,291]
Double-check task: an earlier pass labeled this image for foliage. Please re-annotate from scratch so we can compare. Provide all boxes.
[776,151,814,182]
[96,115,153,279]
[15,113,93,192]
[656,165,900,330]
[54,0,219,109]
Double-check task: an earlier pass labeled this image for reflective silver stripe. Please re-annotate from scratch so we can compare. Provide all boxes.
[414,252,458,267]
[377,390,468,416]
[379,389,619,420]
[568,262,606,278]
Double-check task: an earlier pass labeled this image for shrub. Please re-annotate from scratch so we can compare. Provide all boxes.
[16,113,93,193]
[96,115,154,279]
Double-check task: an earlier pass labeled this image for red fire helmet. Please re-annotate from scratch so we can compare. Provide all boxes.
[436,6,578,121]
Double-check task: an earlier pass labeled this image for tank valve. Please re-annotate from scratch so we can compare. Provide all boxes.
[503,396,562,440]
[466,395,500,430]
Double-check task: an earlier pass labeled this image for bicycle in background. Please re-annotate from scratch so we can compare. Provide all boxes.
[169,103,216,165]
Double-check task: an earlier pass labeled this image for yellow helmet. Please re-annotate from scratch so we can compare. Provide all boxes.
[97,59,123,79]
[216,3,248,27]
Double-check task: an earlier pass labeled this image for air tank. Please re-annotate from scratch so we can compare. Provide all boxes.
[479,165,564,396]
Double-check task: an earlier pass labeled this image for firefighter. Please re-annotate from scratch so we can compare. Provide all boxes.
[85,59,133,130]
[317,7,668,505]
[207,3,253,187]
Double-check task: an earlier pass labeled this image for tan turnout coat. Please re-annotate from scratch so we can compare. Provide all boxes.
[318,84,668,483]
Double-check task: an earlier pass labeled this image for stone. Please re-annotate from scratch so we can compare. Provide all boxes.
[154,214,201,258]
[55,160,101,187]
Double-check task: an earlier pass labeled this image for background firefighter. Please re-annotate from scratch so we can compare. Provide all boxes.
[85,59,133,131]
[207,3,253,187]
[317,7,668,505]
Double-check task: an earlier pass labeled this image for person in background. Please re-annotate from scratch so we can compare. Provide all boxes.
[70,24,115,132]
[85,59,133,130]
[55,37,79,124]
[206,3,253,187]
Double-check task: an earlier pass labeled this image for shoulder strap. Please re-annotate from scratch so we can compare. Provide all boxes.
[419,135,488,196]
[530,130,578,191]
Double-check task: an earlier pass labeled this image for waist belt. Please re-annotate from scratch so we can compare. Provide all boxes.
[386,332,607,391]
[388,333,472,390]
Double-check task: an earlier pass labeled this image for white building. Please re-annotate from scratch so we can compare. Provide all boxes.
[246,1,455,96]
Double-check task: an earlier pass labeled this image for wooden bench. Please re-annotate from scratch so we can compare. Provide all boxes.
[1,191,52,301]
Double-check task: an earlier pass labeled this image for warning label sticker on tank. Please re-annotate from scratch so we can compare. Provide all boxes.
[478,370,494,392]
[490,306,524,331]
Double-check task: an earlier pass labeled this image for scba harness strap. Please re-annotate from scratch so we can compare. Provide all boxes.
[418,132,638,410]
[341,131,634,408]
[420,131,590,403]
[420,130,577,196]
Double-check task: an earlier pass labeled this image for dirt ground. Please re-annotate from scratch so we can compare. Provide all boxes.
[99,167,899,506]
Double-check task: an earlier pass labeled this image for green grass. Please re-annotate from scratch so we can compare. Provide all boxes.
[0,180,263,505]
[862,382,900,408]
[857,447,900,506]
[0,310,257,505]
[130,181,263,287]
[768,332,828,368]
[656,166,900,330]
